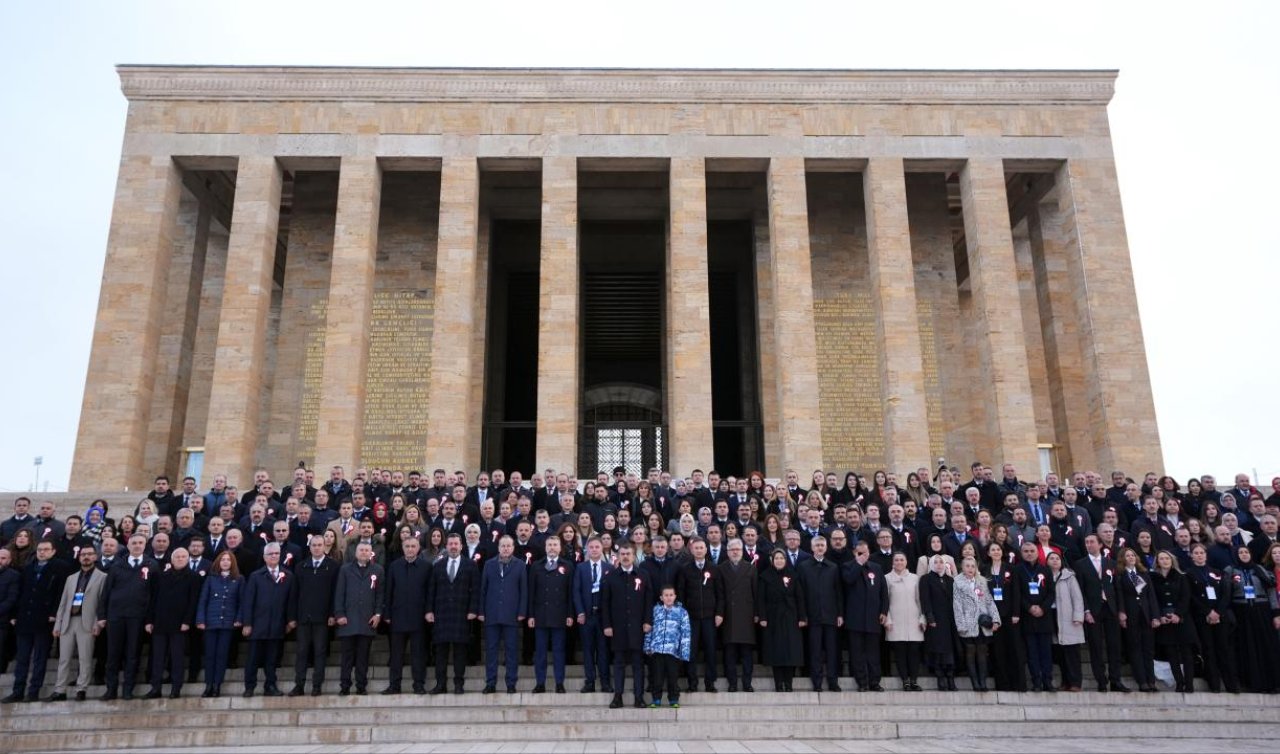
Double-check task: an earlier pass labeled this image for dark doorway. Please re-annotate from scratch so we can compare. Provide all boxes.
[481,219,539,473]
[708,220,764,476]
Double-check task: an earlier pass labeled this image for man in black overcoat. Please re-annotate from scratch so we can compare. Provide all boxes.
[427,532,479,694]
[384,537,431,694]
[601,542,653,709]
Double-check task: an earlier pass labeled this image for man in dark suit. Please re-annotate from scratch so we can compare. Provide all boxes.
[144,547,201,699]
[797,536,843,692]
[1014,541,1056,692]
[239,543,295,697]
[289,535,338,696]
[601,542,653,709]
[479,535,527,694]
[0,548,22,676]
[427,533,479,694]
[2,541,71,703]
[1074,534,1126,692]
[716,540,758,692]
[675,538,721,692]
[573,536,614,693]
[383,537,431,694]
[528,536,574,693]
[98,534,155,700]
[842,543,888,692]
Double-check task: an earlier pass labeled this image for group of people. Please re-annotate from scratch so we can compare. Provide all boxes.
[2,461,1278,709]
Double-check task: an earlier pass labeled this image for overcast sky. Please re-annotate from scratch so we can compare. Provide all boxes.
[1,1,1275,492]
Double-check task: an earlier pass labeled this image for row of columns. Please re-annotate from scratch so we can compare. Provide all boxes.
[74,152,1156,491]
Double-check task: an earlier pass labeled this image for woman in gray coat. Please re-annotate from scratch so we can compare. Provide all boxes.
[1047,551,1084,691]
[952,557,999,692]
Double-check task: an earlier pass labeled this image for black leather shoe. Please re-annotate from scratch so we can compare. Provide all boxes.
[743,683,754,692]
[121,690,134,701]
[580,682,595,693]
[288,686,305,697]
[726,683,738,692]
[829,683,842,692]
[355,687,367,696]
[100,690,117,701]
[75,691,86,701]
[1111,682,1131,693]
[381,687,401,695]
[609,694,623,709]
[2,693,25,704]
[144,689,162,700]
[413,686,426,695]
[532,685,546,694]
[310,688,323,697]
[869,684,885,692]
[453,685,464,695]
[600,683,613,694]
[633,698,646,708]
[264,686,284,697]
[687,681,698,693]
[46,692,67,702]
[201,687,214,698]
[429,685,447,695]
[555,683,566,694]
[704,684,717,693]
[168,690,181,699]
[338,688,349,697]
[507,686,517,694]
[242,689,255,698]
[482,685,496,694]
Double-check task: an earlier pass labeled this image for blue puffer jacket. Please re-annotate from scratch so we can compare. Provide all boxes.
[643,602,691,661]
[196,573,243,629]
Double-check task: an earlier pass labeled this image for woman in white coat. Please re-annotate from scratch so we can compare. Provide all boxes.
[1047,550,1085,691]
[885,552,926,691]
[952,557,999,691]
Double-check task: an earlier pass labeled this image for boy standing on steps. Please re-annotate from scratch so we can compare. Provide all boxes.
[644,585,691,708]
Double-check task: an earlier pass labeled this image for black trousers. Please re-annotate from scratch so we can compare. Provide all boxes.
[891,641,920,680]
[1124,624,1156,686]
[244,638,282,690]
[990,620,1026,691]
[807,623,840,686]
[149,630,187,692]
[651,652,680,701]
[1083,611,1123,686]
[848,631,882,688]
[1164,641,1196,687]
[685,616,717,686]
[434,641,468,688]
[611,647,645,700]
[293,622,331,689]
[339,635,373,691]
[388,630,427,689]
[105,617,145,692]
[10,630,53,697]
[723,642,754,686]
[1054,643,1082,688]
[1195,617,1239,692]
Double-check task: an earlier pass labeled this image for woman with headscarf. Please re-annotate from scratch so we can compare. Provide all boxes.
[919,554,957,690]
[757,549,807,691]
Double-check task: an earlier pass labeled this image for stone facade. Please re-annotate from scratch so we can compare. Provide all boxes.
[69,67,1164,491]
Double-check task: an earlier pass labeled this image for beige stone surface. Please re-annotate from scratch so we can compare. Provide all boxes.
[423,156,481,473]
[863,158,931,475]
[767,157,824,474]
[71,154,182,492]
[958,158,1039,476]
[536,156,580,472]
[202,156,283,487]
[666,158,715,474]
[314,156,383,470]
[1054,158,1163,475]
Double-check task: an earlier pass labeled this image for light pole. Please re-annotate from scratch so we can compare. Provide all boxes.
[33,456,42,492]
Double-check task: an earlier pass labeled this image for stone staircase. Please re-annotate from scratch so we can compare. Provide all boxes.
[2,660,1278,753]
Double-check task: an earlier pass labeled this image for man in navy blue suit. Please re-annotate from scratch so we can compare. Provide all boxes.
[573,536,613,693]
[479,536,526,694]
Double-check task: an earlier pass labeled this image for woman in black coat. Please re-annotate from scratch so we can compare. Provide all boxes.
[1149,550,1198,692]
[756,550,807,691]
[919,555,957,690]
[983,542,1025,691]
[1185,542,1239,693]
[1228,545,1280,693]
[1116,546,1160,692]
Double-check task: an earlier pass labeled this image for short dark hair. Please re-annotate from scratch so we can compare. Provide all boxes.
[155,475,170,483]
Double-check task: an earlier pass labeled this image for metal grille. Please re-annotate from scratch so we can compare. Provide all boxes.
[593,427,663,478]
[579,404,665,477]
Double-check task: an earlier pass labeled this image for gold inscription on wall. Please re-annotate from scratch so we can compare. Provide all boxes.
[916,299,946,463]
[813,293,885,471]
[297,300,328,460]
[361,290,434,470]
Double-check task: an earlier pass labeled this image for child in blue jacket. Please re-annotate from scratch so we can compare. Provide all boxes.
[643,585,691,707]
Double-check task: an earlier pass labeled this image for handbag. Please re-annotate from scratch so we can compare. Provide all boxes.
[977,613,995,630]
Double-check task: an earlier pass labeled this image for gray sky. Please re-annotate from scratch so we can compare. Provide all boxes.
[1,0,1276,492]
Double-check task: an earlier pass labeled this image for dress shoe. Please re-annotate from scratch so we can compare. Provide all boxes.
[121,691,134,701]
[46,692,67,702]
[600,683,614,694]
[704,684,717,693]
[743,683,754,692]
[210,686,221,698]
[429,685,447,695]
[726,683,738,692]
[168,690,181,699]
[1097,683,1108,692]
[242,689,255,698]
[869,684,885,692]
[355,687,367,696]
[201,687,214,698]
[381,687,401,695]
[1142,685,1158,693]
[288,686,305,697]
[555,684,566,694]
[453,685,465,695]
[609,694,623,709]
[310,688,323,697]
[580,682,596,693]
[264,686,284,697]
[1110,682,1131,693]
[99,690,117,701]
[532,684,546,694]
[482,685,497,694]
[507,686,517,694]
[413,686,427,695]
[829,683,842,692]
[75,691,86,701]
[686,681,698,693]
[143,688,163,700]
[338,688,349,697]
[633,698,647,708]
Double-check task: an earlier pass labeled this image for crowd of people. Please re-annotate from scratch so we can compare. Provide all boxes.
[1,461,1278,710]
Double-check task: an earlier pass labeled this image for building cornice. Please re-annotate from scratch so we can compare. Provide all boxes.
[117,66,1117,105]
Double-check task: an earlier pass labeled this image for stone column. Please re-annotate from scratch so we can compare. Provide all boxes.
[765,157,824,474]
[863,158,931,475]
[423,157,481,472]
[958,158,1039,476]
[1054,158,1163,474]
[535,156,580,472]
[203,156,284,488]
[666,157,715,475]
[314,156,382,471]
[70,155,183,491]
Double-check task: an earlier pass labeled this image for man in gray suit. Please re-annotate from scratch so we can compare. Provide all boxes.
[49,548,106,701]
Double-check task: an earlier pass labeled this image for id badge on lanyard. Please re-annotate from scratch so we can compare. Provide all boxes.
[1028,582,1040,596]
[1244,583,1256,601]
[993,587,1003,602]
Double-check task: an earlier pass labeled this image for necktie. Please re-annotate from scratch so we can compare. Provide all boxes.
[190,562,197,571]
[314,560,322,569]
[449,559,457,582]
[131,558,139,568]
[592,562,599,586]
[1129,570,1140,587]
